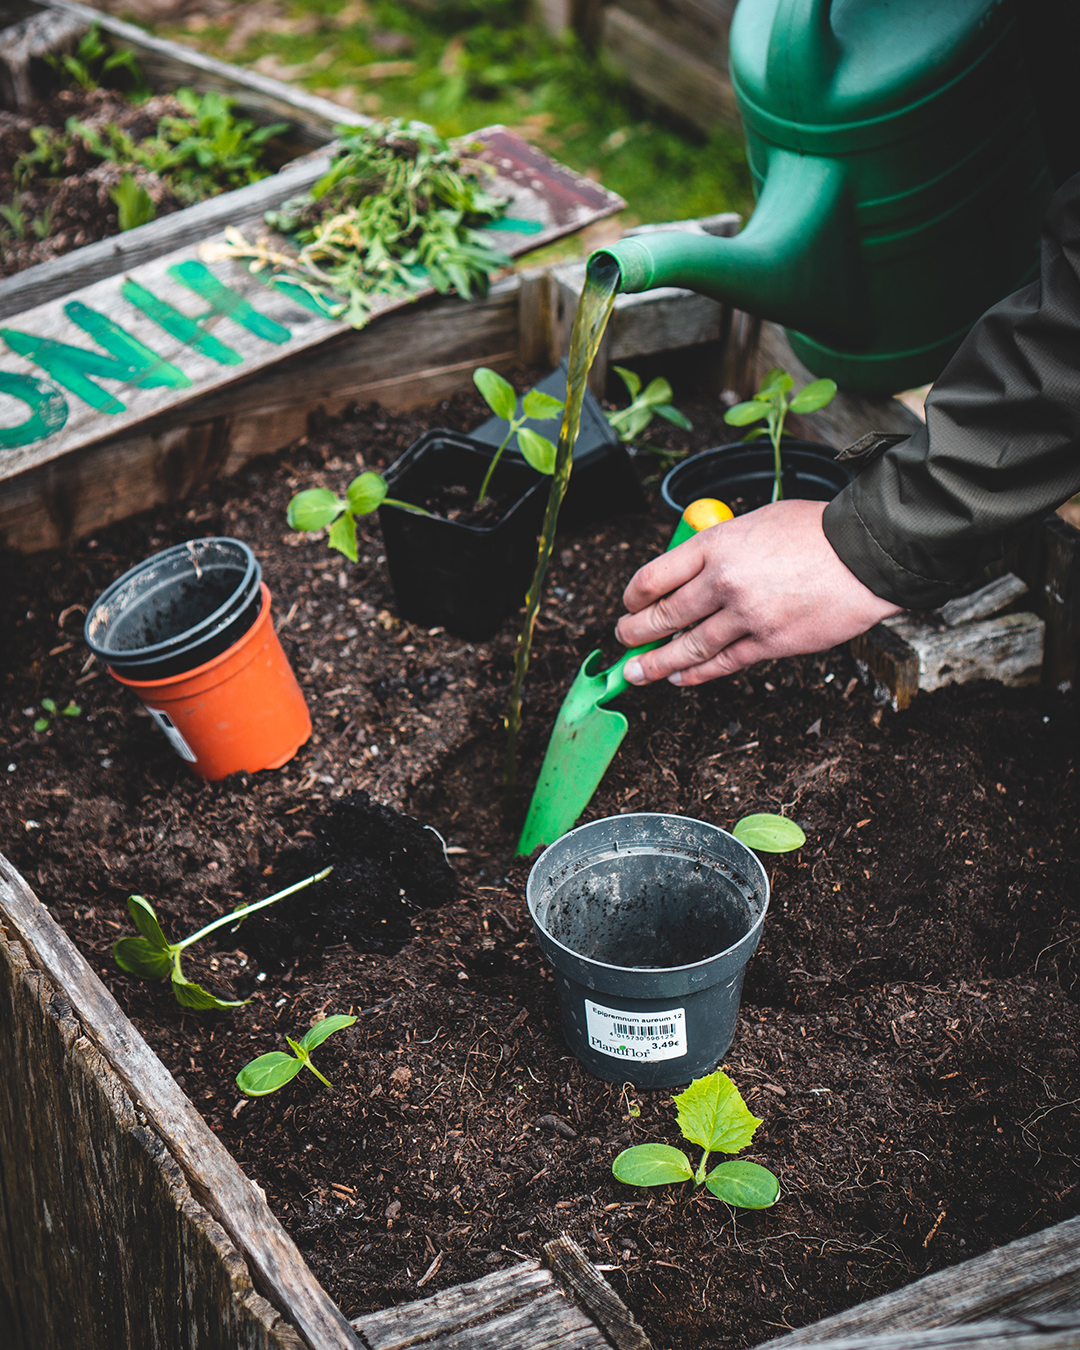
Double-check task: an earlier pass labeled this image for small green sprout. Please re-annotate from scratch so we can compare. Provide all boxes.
[0,194,27,240]
[606,365,692,444]
[113,867,331,1010]
[612,1070,779,1209]
[236,1013,357,1096]
[472,367,564,504]
[732,812,806,853]
[287,472,429,564]
[34,697,81,732]
[110,173,156,231]
[723,366,837,503]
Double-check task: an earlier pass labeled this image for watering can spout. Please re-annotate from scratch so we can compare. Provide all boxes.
[591,148,867,348]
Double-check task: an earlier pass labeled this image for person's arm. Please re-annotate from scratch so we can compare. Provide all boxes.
[616,172,1080,686]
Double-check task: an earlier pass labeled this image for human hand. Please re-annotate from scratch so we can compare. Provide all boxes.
[615,499,902,686]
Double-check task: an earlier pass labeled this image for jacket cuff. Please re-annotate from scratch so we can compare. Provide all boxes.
[822,477,974,611]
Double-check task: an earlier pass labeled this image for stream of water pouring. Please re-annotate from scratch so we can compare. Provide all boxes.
[504,256,621,805]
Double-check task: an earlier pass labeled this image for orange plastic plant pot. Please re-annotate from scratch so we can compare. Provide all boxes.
[110,584,311,780]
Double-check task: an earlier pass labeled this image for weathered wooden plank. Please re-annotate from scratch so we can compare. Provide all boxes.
[350,1237,650,1350]
[0,855,363,1350]
[760,1314,1080,1350]
[0,911,305,1350]
[545,1234,651,1350]
[881,611,1044,692]
[939,573,1029,627]
[1037,513,1080,691]
[600,3,741,134]
[614,0,736,66]
[851,621,921,711]
[0,6,86,109]
[755,1216,1080,1348]
[0,276,521,552]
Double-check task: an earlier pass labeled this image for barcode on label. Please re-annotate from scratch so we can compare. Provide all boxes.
[584,1000,687,1062]
[613,1022,677,1039]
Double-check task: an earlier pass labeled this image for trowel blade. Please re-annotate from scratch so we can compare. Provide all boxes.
[516,650,630,856]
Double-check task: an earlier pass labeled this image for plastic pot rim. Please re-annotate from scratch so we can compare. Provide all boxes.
[84,537,260,664]
[526,811,770,977]
[109,583,274,696]
[381,429,547,535]
[661,437,848,514]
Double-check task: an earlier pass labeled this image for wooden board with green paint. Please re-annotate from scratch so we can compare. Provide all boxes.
[0,124,622,482]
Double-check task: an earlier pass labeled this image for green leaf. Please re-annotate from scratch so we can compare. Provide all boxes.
[126,894,171,950]
[236,1051,304,1097]
[612,1144,694,1187]
[299,1013,357,1052]
[113,936,173,981]
[612,365,641,400]
[346,471,389,515]
[655,404,693,430]
[172,977,246,1011]
[704,1160,780,1209]
[757,366,793,395]
[516,427,556,475]
[732,813,806,853]
[287,488,342,531]
[521,389,565,421]
[788,378,837,415]
[724,401,770,426]
[640,377,674,407]
[327,512,358,563]
[622,406,653,441]
[473,367,517,422]
[62,701,81,717]
[33,718,49,732]
[674,1071,762,1155]
[40,698,56,714]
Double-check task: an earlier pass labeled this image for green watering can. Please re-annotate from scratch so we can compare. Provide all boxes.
[593,0,1052,394]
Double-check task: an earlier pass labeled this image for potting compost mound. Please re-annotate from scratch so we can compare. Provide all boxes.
[238,790,458,971]
[1,379,1078,1350]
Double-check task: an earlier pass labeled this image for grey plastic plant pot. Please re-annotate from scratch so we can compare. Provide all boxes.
[527,813,769,1089]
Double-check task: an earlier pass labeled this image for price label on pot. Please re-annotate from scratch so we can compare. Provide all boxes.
[146,708,197,763]
[585,1001,687,1062]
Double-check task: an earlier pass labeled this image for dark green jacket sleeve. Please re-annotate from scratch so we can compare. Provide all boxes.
[823,173,1080,610]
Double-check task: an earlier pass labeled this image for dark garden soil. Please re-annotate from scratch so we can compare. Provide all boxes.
[0,88,189,277]
[1,376,1079,1350]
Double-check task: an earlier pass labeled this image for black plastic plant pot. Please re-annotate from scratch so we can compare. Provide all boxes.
[527,813,769,1090]
[661,438,853,516]
[379,430,547,642]
[470,360,646,529]
[84,537,263,680]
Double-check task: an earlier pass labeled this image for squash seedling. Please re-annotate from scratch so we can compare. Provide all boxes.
[33,697,81,732]
[287,472,428,564]
[723,366,837,503]
[606,365,692,444]
[613,1069,779,1209]
[472,367,563,504]
[113,867,331,1010]
[236,1014,357,1096]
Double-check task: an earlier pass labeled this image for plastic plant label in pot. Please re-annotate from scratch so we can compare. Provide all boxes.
[109,584,311,780]
[527,813,769,1089]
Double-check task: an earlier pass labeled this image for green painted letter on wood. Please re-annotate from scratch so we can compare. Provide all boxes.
[0,371,68,449]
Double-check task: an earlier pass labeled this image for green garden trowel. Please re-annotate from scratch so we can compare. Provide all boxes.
[517,499,731,855]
